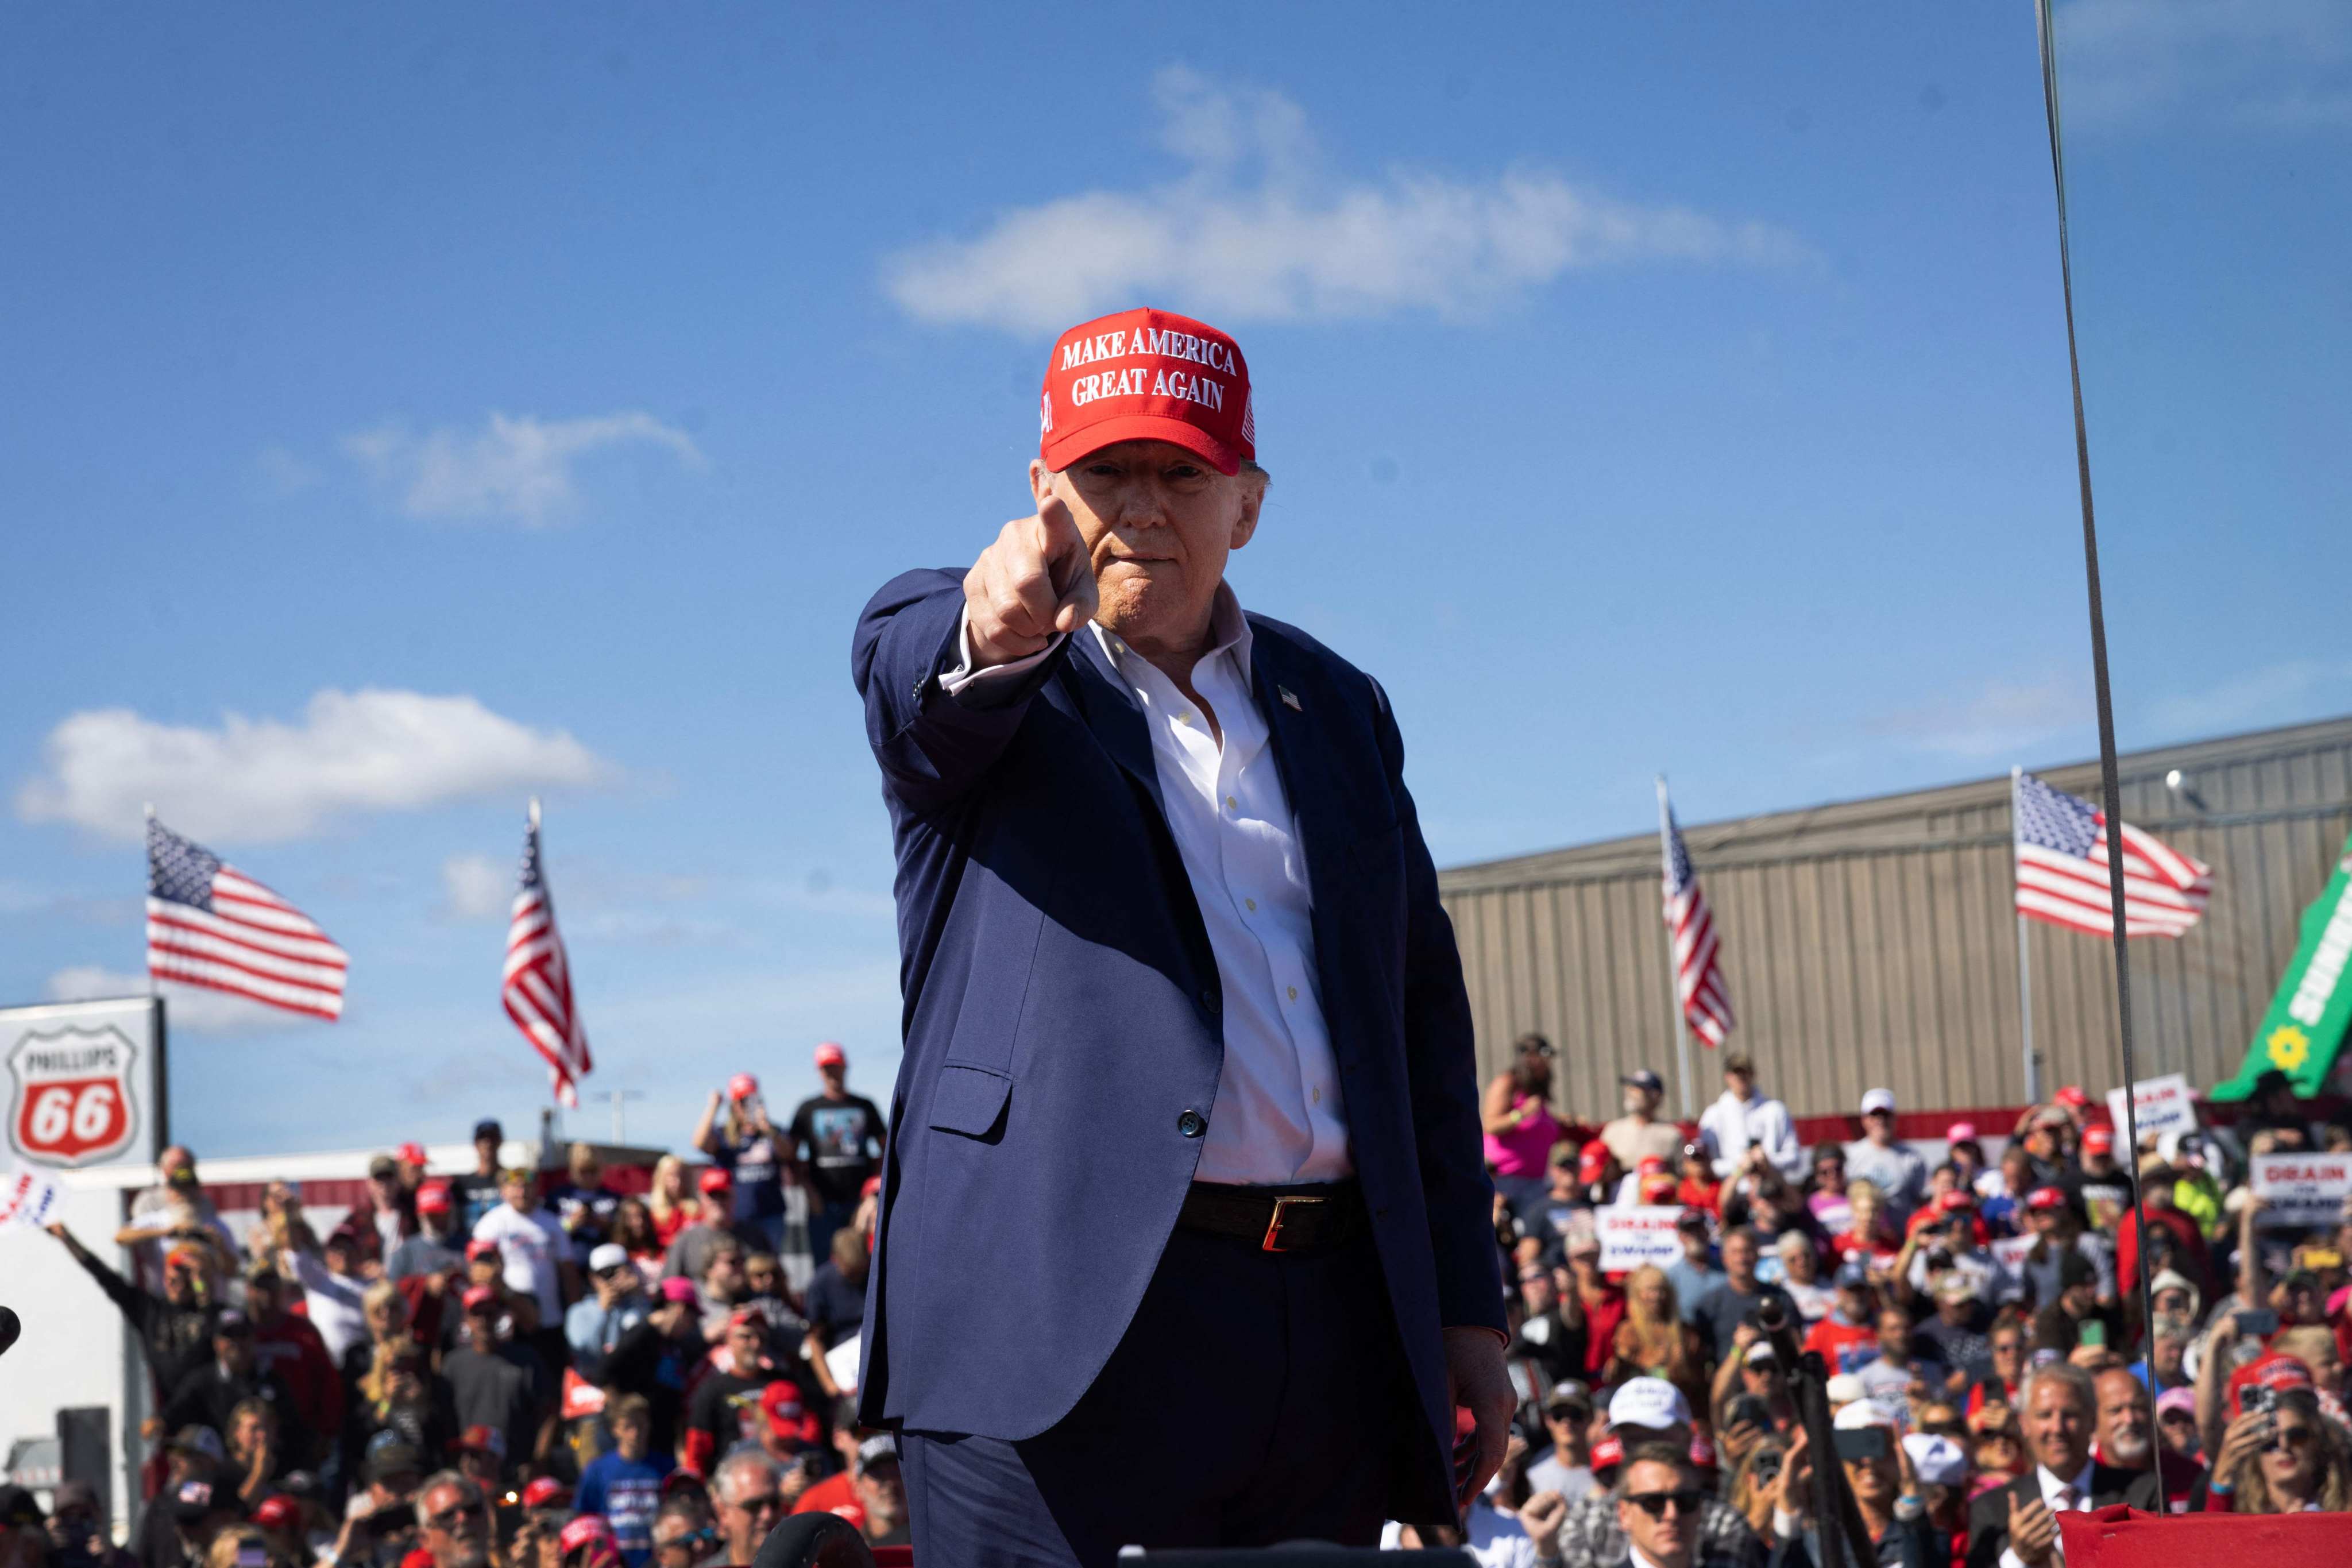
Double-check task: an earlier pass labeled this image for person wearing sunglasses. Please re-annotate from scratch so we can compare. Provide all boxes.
[712,1452,786,1566]
[2205,1386,2352,1513]
[648,1499,721,1568]
[1761,1405,1942,1568]
[1615,1445,1733,1568]
[412,1473,492,1568]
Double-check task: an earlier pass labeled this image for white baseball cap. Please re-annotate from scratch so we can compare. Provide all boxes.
[1902,1432,1968,1488]
[1606,1377,1691,1432]
[1834,1397,1898,1431]
[1824,1373,1868,1407]
[587,1243,629,1273]
[1860,1088,1897,1117]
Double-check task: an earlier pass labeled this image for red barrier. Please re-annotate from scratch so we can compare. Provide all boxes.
[2060,1503,2352,1567]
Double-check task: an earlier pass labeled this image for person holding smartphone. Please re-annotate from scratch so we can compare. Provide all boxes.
[1762,1404,1945,1568]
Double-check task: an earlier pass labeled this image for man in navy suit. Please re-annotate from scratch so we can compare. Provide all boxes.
[850,307,1511,1564]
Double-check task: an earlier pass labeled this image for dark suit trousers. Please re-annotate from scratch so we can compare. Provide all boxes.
[899,1223,1424,1567]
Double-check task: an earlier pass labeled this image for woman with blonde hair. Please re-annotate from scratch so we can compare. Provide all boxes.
[646,1154,693,1248]
[1605,1264,1707,1412]
[2206,1386,2352,1513]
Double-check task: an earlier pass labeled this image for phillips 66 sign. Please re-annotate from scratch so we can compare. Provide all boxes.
[1,996,167,1171]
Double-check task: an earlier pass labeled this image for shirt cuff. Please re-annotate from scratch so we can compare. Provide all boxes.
[936,607,1062,697]
[1999,1548,2027,1568]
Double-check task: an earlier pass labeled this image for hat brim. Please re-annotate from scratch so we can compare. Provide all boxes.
[1041,415,1241,477]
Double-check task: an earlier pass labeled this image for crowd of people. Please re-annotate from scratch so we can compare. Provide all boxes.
[21,1031,2352,1567]
[1450,1039,2352,1566]
[27,1046,905,1568]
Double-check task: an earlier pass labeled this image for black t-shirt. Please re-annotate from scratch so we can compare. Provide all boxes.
[547,1181,621,1246]
[686,1369,775,1459]
[1691,1280,1797,1364]
[449,1171,506,1234]
[804,1262,868,1349]
[603,1322,696,1455]
[789,1094,886,1207]
[442,1342,546,1468]
[162,1363,310,1456]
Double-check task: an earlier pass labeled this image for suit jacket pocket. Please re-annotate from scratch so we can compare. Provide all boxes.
[926,1063,1012,1141]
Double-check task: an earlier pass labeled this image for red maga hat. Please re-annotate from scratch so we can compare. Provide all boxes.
[2025,1186,2067,1212]
[396,1141,428,1167]
[1039,308,1254,476]
[2081,1125,2115,1154]
[416,1181,452,1216]
[697,1167,732,1195]
[521,1478,569,1512]
[727,1072,759,1101]
[814,1041,847,1069]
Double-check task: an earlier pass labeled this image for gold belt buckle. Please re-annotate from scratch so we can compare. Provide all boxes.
[1262,1194,1327,1253]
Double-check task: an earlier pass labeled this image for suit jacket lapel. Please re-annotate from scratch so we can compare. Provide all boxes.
[1060,629,1172,827]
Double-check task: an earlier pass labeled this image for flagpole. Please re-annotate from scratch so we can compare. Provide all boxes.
[2011,767,2040,1104]
[1658,776,1697,1122]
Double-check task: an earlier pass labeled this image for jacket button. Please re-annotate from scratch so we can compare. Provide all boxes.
[1198,987,1220,1014]
[1177,1110,1207,1138]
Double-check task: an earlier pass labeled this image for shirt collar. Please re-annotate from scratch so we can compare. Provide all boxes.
[2038,1460,2096,1501]
[1091,582,1252,690]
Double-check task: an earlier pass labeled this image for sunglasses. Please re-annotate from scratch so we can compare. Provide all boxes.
[427,1502,486,1529]
[1623,1489,1704,1519]
[733,1492,783,1516]
[2267,1427,2317,1453]
[1545,1405,1591,1423]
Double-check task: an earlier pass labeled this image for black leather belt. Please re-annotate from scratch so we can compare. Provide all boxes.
[1177,1180,1369,1253]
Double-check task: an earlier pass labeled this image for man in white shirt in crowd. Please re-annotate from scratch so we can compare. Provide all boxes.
[1844,1089,1928,1223]
[473,1167,578,1326]
[1697,1055,1803,1183]
[1964,1362,2158,1568]
[1527,1381,1598,1503]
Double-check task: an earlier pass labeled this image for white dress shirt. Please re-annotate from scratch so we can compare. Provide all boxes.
[941,586,1353,1184]
[1998,1461,2096,1568]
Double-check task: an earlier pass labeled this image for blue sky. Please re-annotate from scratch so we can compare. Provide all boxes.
[3,2,2346,1158]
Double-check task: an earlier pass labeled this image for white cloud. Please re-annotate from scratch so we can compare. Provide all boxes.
[16,688,613,844]
[343,411,702,526]
[43,966,311,1036]
[1866,674,2091,759]
[2148,658,2352,737]
[438,853,511,922]
[2061,0,2352,129]
[882,66,1808,333]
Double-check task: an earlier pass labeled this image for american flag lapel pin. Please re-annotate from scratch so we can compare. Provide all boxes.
[1279,685,1302,712]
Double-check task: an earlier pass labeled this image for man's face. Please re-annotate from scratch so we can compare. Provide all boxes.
[419,1482,491,1568]
[1863,1109,1895,1144]
[1814,1156,1844,1188]
[2094,1372,2151,1466]
[1725,1069,1753,1100]
[160,1146,193,1180]
[571,1151,601,1187]
[613,1415,646,1458]
[163,1257,200,1305]
[706,1252,746,1300]
[2029,1206,2058,1237]
[1030,439,1262,655]
[1876,1309,1911,1358]
[1543,1403,1589,1447]
[744,1259,780,1297]
[1723,1234,1757,1285]
[2023,1377,2092,1477]
[1615,1459,1694,1567]
[1681,1226,1711,1263]
[1624,1084,1659,1117]
[215,1330,251,1373]
[818,1063,847,1095]
[1840,1284,1871,1322]
[1990,1331,2024,1381]
[463,1306,499,1347]
[501,1175,530,1211]
[1519,1269,1557,1314]
[726,1320,766,1371]
[474,1134,500,1169]
[323,1239,356,1277]
[369,1172,401,1206]
[853,1460,904,1527]
[717,1474,782,1556]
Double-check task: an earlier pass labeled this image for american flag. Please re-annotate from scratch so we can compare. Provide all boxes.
[1658,783,1735,1046]
[2013,771,2211,937]
[503,801,591,1106]
[146,816,347,1021]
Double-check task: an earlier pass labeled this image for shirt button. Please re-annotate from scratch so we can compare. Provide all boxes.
[1226,795,1238,810]
[1287,986,1298,1002]
[1177,1110,1207,1139]
[1176,713,1192,725]
[1245,898,1257,912]
[1198,987,1220,1014]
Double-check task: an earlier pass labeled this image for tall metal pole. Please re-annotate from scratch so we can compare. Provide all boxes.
[2012,767,2041,1104]
[1658,777,1697,1122]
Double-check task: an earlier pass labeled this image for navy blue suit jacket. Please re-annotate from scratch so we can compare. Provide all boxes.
[850,569,1505,1513]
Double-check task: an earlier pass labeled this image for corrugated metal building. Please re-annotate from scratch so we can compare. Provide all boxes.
[1438,715,2352,1122]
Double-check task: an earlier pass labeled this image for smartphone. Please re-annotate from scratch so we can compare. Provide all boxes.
[1729,1395,1772,1431]
[2242,1384,2278,1418]
[1833,1426,1892,1463]
[2238,1308,2281,1338]
[2079,1320,2106,1349]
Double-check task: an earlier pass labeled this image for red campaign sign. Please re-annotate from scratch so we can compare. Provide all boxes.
[7,1026,141,1168]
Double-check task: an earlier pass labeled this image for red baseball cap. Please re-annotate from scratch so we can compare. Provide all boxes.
[397,1141,428,1167]
[728,1072,759,1101]
[1936,1189,1976,1213]
[1637,1155,1669,1177]
[814,1041,847,1069]
[760,1381,822,1446]
[2082,1125,2114,1155]
[1039,308,1254,476]
[416,1181,452,1216]
[697,1167,733,1195]
[2054,1086,2089,1109]
[1590,1434,1625,1473]
[252,1495,300,1530]
[1578,1149,1608,1183]
[2025,1187,2067,1212]
[461,1284,499,1312]
[521,1478,570,1512]
[558,1516,615,1555]
[465,1238,500,1261]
